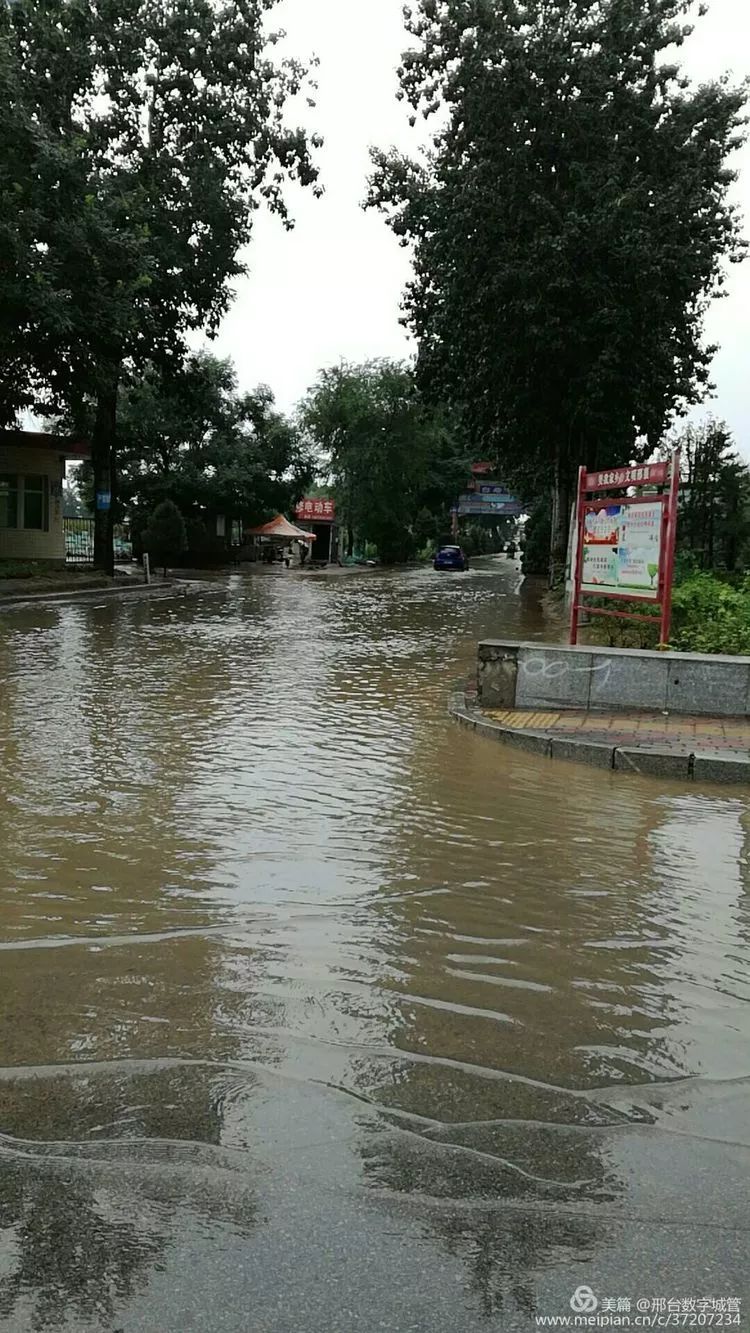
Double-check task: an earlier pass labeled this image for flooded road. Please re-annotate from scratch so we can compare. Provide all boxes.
[0,559,748,1332]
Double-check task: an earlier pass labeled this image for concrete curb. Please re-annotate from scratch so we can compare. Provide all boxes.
[449,694,750,786]
[613,747,692,779]
[450,692,553,757]
[0,578,113,603]
[0,579,209,612]
[550,736,616,769]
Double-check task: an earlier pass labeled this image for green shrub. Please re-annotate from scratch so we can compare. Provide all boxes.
[671,573,750,656]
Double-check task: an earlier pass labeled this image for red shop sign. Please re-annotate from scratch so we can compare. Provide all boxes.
[296,498,336,522]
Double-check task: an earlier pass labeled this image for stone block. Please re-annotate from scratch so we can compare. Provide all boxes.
[666,658,750,718]
[613,747,692,779]
[516,647,592,710]
[475,640,750,722]
[496,726,552,758]
[477,639,524,661]
[550,737,615,769]
[692,752,750,785]
[589,652,668,712]
[477,644,519,708]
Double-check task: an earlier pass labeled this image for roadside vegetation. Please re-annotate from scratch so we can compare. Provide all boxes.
[585,568,750,656]
[1,0,320,573]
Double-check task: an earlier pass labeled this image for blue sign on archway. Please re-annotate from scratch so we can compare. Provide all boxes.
[456,484,524,517]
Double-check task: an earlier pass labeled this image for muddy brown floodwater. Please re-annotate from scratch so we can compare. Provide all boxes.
[0,559,748,1333]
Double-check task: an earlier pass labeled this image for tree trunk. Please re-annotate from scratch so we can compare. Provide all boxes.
[549,450,572,588]
[92,376,118,576]
[346,523,354,558]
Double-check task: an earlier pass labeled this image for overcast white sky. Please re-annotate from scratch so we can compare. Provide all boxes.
[210,0,750,451]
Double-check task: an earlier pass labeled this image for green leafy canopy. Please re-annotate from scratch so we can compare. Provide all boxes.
[0,0,322,419]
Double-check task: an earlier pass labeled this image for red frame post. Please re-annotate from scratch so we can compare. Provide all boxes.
[659,447,681,646]
[569,465,587,646]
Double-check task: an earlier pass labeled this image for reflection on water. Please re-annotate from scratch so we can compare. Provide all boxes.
[0,561,748,1331]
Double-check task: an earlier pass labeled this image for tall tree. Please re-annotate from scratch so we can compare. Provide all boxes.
[303,360,469,563]
[371,0,747,581]
[0,0,320,571]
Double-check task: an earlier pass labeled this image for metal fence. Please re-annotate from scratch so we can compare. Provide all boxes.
[64,517,94,564]
[64,519,133,564]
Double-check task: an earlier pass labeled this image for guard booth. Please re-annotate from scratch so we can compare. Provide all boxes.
[295,498,339,566]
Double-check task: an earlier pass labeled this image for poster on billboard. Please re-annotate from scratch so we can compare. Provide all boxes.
[580,501,663,599]
[570,452,680,645]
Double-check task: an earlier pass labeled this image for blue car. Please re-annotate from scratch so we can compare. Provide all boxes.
[434,544,469,572]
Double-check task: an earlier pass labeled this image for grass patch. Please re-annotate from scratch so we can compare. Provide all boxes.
[0,560,48,579]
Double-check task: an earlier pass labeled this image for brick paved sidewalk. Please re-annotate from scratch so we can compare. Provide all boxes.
[484,708,750,756]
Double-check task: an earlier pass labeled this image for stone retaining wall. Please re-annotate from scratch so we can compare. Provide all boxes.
[478,641,750,718]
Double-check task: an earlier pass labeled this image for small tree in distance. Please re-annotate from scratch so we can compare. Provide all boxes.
[143,501,187,578]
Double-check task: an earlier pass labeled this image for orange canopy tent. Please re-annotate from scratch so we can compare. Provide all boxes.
[246,515,316,542]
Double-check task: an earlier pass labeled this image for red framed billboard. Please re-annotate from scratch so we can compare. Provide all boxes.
[570,451,680,646]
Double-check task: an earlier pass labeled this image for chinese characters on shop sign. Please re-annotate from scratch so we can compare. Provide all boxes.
[296,499,336,521]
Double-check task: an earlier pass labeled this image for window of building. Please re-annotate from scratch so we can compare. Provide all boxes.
[0,474,50,531]
[23,475,49,531]
[0,474,18,529]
